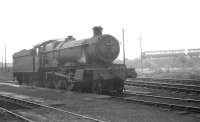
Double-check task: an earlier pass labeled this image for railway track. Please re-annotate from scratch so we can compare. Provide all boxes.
[120,78,200,113]
[132,77,200,85]
[0,94,106,122]
[125,80,200,94]
[0,106,34,122]
[112,91,200,113]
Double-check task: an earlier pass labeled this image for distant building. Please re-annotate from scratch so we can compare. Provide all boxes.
[142,49,186,59]
[187,48,200,57]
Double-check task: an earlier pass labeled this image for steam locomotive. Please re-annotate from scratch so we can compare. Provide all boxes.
[13,26,127,94]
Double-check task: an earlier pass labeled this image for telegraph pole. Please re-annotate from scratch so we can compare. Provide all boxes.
[5,44,7,71]
[1,56,3,71]
[122,29,126,65]
[139,33,143,72]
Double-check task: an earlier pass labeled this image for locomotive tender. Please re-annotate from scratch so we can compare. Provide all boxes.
[13,26,126,94]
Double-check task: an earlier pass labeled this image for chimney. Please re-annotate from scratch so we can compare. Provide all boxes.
[65,35,75,41]
[93,26,103,37]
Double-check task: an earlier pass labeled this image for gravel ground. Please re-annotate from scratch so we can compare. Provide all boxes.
[0,98,94,122]
[0,83,199,122]
[16,108,95,122]
[0,113,22,122]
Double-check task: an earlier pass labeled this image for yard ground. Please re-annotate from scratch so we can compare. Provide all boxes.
[0,83,199,122]
[0,71,199,121]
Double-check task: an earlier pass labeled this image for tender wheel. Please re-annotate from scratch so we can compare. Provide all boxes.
[66,82,74,91]
[17,80,22,85]
[54,79,62,89]
[116,79,124,94]
[92,80,102,94]
[46,76,55,88]
[17,75,23,85]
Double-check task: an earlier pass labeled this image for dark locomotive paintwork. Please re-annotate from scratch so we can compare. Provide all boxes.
[42,34,120,67]
[13,26,134,94]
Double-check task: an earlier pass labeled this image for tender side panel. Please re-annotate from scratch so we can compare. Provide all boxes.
[13,55,34,72]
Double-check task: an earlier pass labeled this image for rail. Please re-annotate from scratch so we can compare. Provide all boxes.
[0,106,34,122]
[0,94,106,122]
[125,81,200,93]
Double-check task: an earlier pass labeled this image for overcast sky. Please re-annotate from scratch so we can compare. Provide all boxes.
[0,0,200,62]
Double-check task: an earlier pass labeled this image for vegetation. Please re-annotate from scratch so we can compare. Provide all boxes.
[115,56,200,79]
